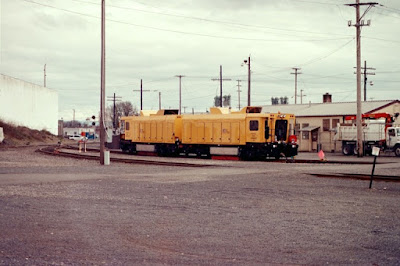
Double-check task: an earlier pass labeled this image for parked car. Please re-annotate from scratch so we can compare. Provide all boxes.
[68,135,83,140]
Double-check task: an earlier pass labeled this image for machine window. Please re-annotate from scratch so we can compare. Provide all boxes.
[264,119,270,139]
[250,120,259,131]
[126,122,130,131]
[275,120,288,141]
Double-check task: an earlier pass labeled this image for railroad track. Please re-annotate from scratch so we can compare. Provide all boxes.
[36,146,214,168]
[309,173,400,183]
[36,146,400,183]
[38,145,379,165]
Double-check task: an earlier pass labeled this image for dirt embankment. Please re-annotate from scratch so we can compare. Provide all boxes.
[0,120,61,148]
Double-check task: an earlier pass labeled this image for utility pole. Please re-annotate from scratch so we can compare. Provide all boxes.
[236,79,242,110]
[243,57,251,106]
[132,80,152,111]
[362,61,375,101]
[175,75,185,114]
[211,65,231,107]
[72,109,75,127]
[300,89,306,104]
[140,79,143,110]
[353,61,376,101]
[291,67,302,104]
[107,93,122,129]
[159,91,161,110]
[44,64,46,87]
[99,0,106,165]
[346,0,377,157]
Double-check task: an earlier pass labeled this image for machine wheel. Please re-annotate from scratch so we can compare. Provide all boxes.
[394,145,400,157]
[342,144,353,155]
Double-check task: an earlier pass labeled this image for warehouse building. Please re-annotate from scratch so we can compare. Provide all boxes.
[0,74,58,135]
[262,94,400,152]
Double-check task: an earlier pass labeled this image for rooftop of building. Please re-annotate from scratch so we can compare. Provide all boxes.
[261,99,399,117]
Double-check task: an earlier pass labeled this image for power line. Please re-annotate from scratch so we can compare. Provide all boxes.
[20,0,354,42]
[299,37,355,66]
[69,0,353,37]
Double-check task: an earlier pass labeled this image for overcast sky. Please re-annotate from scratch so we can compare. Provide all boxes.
[1,0,399,120]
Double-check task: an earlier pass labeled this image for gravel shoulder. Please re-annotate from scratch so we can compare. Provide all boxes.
[1,147,400,264]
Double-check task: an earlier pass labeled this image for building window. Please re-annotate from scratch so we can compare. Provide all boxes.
[301,123,309,139]
[323,119,330,131]
[332,119,340,129]
[295,123,300,136]
[250,120,259,131]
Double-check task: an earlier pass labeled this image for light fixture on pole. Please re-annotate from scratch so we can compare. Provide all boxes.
[242,57,251,106]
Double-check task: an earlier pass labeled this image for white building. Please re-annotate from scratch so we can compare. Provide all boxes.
[0,74,58,135]
[262,95,400,152]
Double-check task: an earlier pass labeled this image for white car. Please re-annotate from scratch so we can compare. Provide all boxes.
[68,135,83,140]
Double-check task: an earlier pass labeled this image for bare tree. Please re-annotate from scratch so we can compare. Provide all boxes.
[106,101,138,128]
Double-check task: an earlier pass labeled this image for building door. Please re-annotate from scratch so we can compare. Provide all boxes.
[311,129,319,151]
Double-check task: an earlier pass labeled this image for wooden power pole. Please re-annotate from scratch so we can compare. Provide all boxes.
[346,0,378,157]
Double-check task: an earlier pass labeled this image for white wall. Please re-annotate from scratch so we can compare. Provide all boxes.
[0,74,58,135]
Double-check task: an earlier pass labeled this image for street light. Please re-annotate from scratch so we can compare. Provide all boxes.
[242,57,251,106]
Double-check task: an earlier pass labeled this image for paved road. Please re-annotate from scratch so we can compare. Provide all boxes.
[1,147,400,264]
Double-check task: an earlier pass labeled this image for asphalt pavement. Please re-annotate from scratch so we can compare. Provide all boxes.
[0,146,399,265]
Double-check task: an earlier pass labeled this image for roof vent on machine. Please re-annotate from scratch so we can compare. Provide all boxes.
[245,106,262,113]
[155,109,179,115]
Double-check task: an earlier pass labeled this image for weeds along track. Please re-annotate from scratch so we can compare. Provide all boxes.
[36,145,214,168]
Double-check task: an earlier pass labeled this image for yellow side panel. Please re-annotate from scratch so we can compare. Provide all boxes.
[144,123,151,141]
[139,122,145,142]
[231,122,240,144]
[133,121,140,142]
[183,122,192,143]
[196,122,205,143]
[157,122,163,142]
[221,122,231,143]
[150,122,157,142]
[205,122,213,143]
[246,118,261,143]
[165,122,174,143]
[213,122,222,143]
[174,117,183,141]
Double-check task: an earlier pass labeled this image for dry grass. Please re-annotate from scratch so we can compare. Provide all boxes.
[0,119,60,147]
